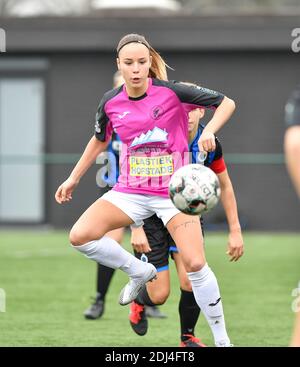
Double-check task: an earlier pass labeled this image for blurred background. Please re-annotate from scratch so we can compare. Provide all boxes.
[1,0,300,230]
[0,0,300,347]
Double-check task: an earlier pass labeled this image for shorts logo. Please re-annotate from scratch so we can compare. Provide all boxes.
[141,254,148,263]
[150,105,164,120]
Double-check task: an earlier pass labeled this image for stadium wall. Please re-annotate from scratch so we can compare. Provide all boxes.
[0,14,299,230]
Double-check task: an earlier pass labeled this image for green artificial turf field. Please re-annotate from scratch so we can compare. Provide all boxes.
[0,230,299,347]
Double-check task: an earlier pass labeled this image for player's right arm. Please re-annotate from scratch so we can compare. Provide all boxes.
[55,136,109,204]
[55,92,113,204]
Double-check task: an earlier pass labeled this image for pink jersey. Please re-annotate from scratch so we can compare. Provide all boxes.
[94,78,224,197]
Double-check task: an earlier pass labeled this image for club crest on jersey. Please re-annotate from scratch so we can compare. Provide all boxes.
[150,105,164,120]
[130,127,168,147]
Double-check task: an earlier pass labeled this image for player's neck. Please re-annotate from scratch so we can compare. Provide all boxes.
[125,78,149,98]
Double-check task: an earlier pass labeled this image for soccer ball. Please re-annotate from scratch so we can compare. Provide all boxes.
[169,164,221,215]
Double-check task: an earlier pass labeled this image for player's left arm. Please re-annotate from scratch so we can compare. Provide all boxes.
[217,169,244,262]
[200,96,236,152]
[170,81,235,152]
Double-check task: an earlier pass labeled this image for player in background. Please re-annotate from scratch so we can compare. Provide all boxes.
[130,93,244,346]
[284,84,300,347]
[55,33,237,346]
[84,71,166,320]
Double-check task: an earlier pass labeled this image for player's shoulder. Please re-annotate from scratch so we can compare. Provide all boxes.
[152,79,200,103]
[152,78,187,89]
[101,85,124,105]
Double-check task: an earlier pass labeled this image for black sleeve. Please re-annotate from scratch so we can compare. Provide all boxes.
[167,80,225,109]
[94,86,123,142]
[213,136,223,161]
[94,96,110,142]
[203,135,223,167]
[285,84,300,127]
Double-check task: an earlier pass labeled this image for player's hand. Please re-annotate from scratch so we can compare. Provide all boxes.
[131,226,151,253]
[55,176,79,204]
[226,229,244,262]
[198,131,216,152]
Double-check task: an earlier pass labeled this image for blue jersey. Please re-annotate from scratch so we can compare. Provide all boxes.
[102,133,121,186]
[189,124,223,167]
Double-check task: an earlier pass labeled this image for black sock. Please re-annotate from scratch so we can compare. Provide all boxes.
[96,263,115,301]
[179,289,201,341]
[135,286,156,307]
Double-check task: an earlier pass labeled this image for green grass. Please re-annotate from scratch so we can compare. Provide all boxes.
[0,230,299,347]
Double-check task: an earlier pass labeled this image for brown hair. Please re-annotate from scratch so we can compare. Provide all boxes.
[116,33,169,81]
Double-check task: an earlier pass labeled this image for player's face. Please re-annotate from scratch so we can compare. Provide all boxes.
[188,108,205,133]
[117,43,152,93]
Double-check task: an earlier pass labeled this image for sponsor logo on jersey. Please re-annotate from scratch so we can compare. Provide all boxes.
[130,127,168,148]
[129,155,173,177]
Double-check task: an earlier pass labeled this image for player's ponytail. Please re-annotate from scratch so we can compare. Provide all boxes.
[149,46,169,81]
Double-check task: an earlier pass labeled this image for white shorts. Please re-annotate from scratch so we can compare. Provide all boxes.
[101,190,181,227]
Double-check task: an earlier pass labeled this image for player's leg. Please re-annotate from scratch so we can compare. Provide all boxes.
[84,227,125,319]
[166,212,231,347]
[70,192,157,306]
[170,217,206,346]
[129,215,170,335]
[172,252,205,347]
[129,269,170,336]
[291,311,300,346]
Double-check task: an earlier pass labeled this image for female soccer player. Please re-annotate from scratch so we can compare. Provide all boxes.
[129,101,244,346]
[84,71,166,320]
[284,84,300,347]
[55,33,236,347]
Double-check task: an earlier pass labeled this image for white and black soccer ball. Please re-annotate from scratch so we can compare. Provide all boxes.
[169,164,221,215]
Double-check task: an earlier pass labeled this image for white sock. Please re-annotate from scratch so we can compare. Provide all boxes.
[187,263,231,347]
[73,236,148,278]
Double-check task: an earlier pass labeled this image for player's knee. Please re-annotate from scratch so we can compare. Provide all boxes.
[69,227,90,246]
[150,289,170,305]
[184,260,206,273]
